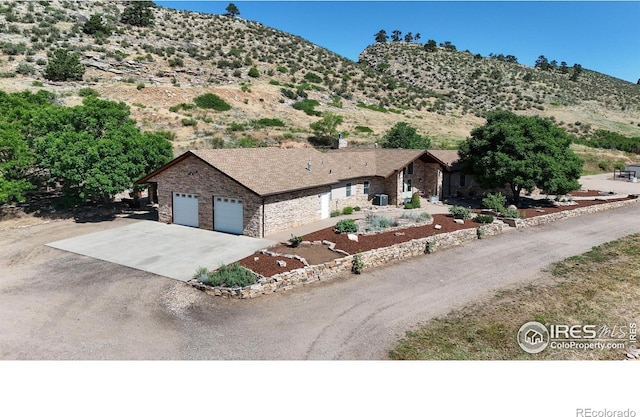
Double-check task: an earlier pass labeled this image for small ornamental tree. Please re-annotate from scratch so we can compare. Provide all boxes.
[458,111,583,205]
[44,49,85,81]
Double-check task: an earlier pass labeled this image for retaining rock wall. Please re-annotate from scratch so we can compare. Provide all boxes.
[190,197,640,299]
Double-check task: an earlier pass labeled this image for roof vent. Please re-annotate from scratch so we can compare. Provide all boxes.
[307,158,311,172]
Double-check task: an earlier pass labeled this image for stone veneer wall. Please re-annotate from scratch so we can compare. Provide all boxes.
[263,185,330,236]
[191,197,640,299]
[504,198,639,228]
[153,154,263,237]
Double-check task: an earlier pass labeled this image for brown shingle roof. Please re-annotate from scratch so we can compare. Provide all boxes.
[137,148,458,195]
[189,148,425,196]
[425,150,460,169]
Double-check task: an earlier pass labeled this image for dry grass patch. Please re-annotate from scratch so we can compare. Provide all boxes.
[390,234,640,360]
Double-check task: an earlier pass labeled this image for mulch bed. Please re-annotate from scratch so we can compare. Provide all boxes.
[303,213,477,254]
[238,196,634,278]
[518,197,630,218]
[238,254,306,278]
[569,189,615,197]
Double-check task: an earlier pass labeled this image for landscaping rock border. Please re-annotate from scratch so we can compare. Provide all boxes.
[190,197,640,299]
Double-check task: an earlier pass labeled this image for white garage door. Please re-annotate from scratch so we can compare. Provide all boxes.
[214,197,243,235]
[173,192,199,227]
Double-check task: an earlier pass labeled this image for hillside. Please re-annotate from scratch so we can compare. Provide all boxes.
[1,0,639,154]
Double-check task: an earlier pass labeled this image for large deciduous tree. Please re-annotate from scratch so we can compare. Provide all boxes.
[381,122,431,150]
[458,110,583,205]
[0,123,34,203]
[33,97,173,202]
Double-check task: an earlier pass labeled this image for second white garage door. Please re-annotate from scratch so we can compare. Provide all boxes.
[214,197,244,235]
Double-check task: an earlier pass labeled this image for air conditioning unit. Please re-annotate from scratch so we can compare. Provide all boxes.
[373,194,388,206]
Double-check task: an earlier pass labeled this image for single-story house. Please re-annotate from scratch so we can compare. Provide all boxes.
[425,150,481,198]
[135,147,469,237]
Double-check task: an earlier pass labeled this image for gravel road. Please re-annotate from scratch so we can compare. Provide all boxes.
[1,202,640,360]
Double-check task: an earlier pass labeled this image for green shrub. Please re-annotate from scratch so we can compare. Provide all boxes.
[475,214,494,224]
[342,206,354,215]
[289,235,303,248]
[78,87,99,97]
[292,99,321,116]
[404,203,414,209]
[136,82,145,90]
[44,48,85,81]
[330,210,341,218]
[502,208,519,218]
[194,264,257,288]
[449,206,473,219]
[410,192,421,208]
[476,227,486,239]
[181,118,197,127]
[353,206,361,212]
[335,219,358,234]
[194,93,231,111]
[169,102,195,112]
[32,80,44,87]
[254,118,285,127]
[16,63,35,75]
[303,72,323,84]
[482,192,507,211]
[351,253,364,274]
[248,66,259,78]
[355,126,373,133]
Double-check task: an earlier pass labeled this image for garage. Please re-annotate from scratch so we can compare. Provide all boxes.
[214,197,244,234]
[173,192,199,227]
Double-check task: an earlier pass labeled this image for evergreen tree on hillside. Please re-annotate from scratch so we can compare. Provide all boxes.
[374,29,388,43]
[120,1,155,27]
[225,3,240,17]
[44,49,85,82]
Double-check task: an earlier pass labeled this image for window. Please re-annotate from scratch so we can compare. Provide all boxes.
[459,174,466,187]
[346,182,352,197]
[363,180,370,195]
[404,179,412,193]
[408,162,414,175]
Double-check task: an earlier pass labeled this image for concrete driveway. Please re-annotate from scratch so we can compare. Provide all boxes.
[46,220,274,281]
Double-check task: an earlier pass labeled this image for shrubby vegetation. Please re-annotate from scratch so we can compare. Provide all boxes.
[449,206,473,220]
[44,49,84,81]
[0,90,173,204]
[575,130,640,154]
[334,218,358,234]
[193,93,231,111]
[194,263,256,288]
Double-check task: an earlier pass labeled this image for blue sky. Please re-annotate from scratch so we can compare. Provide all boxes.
[156,1,640,83]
